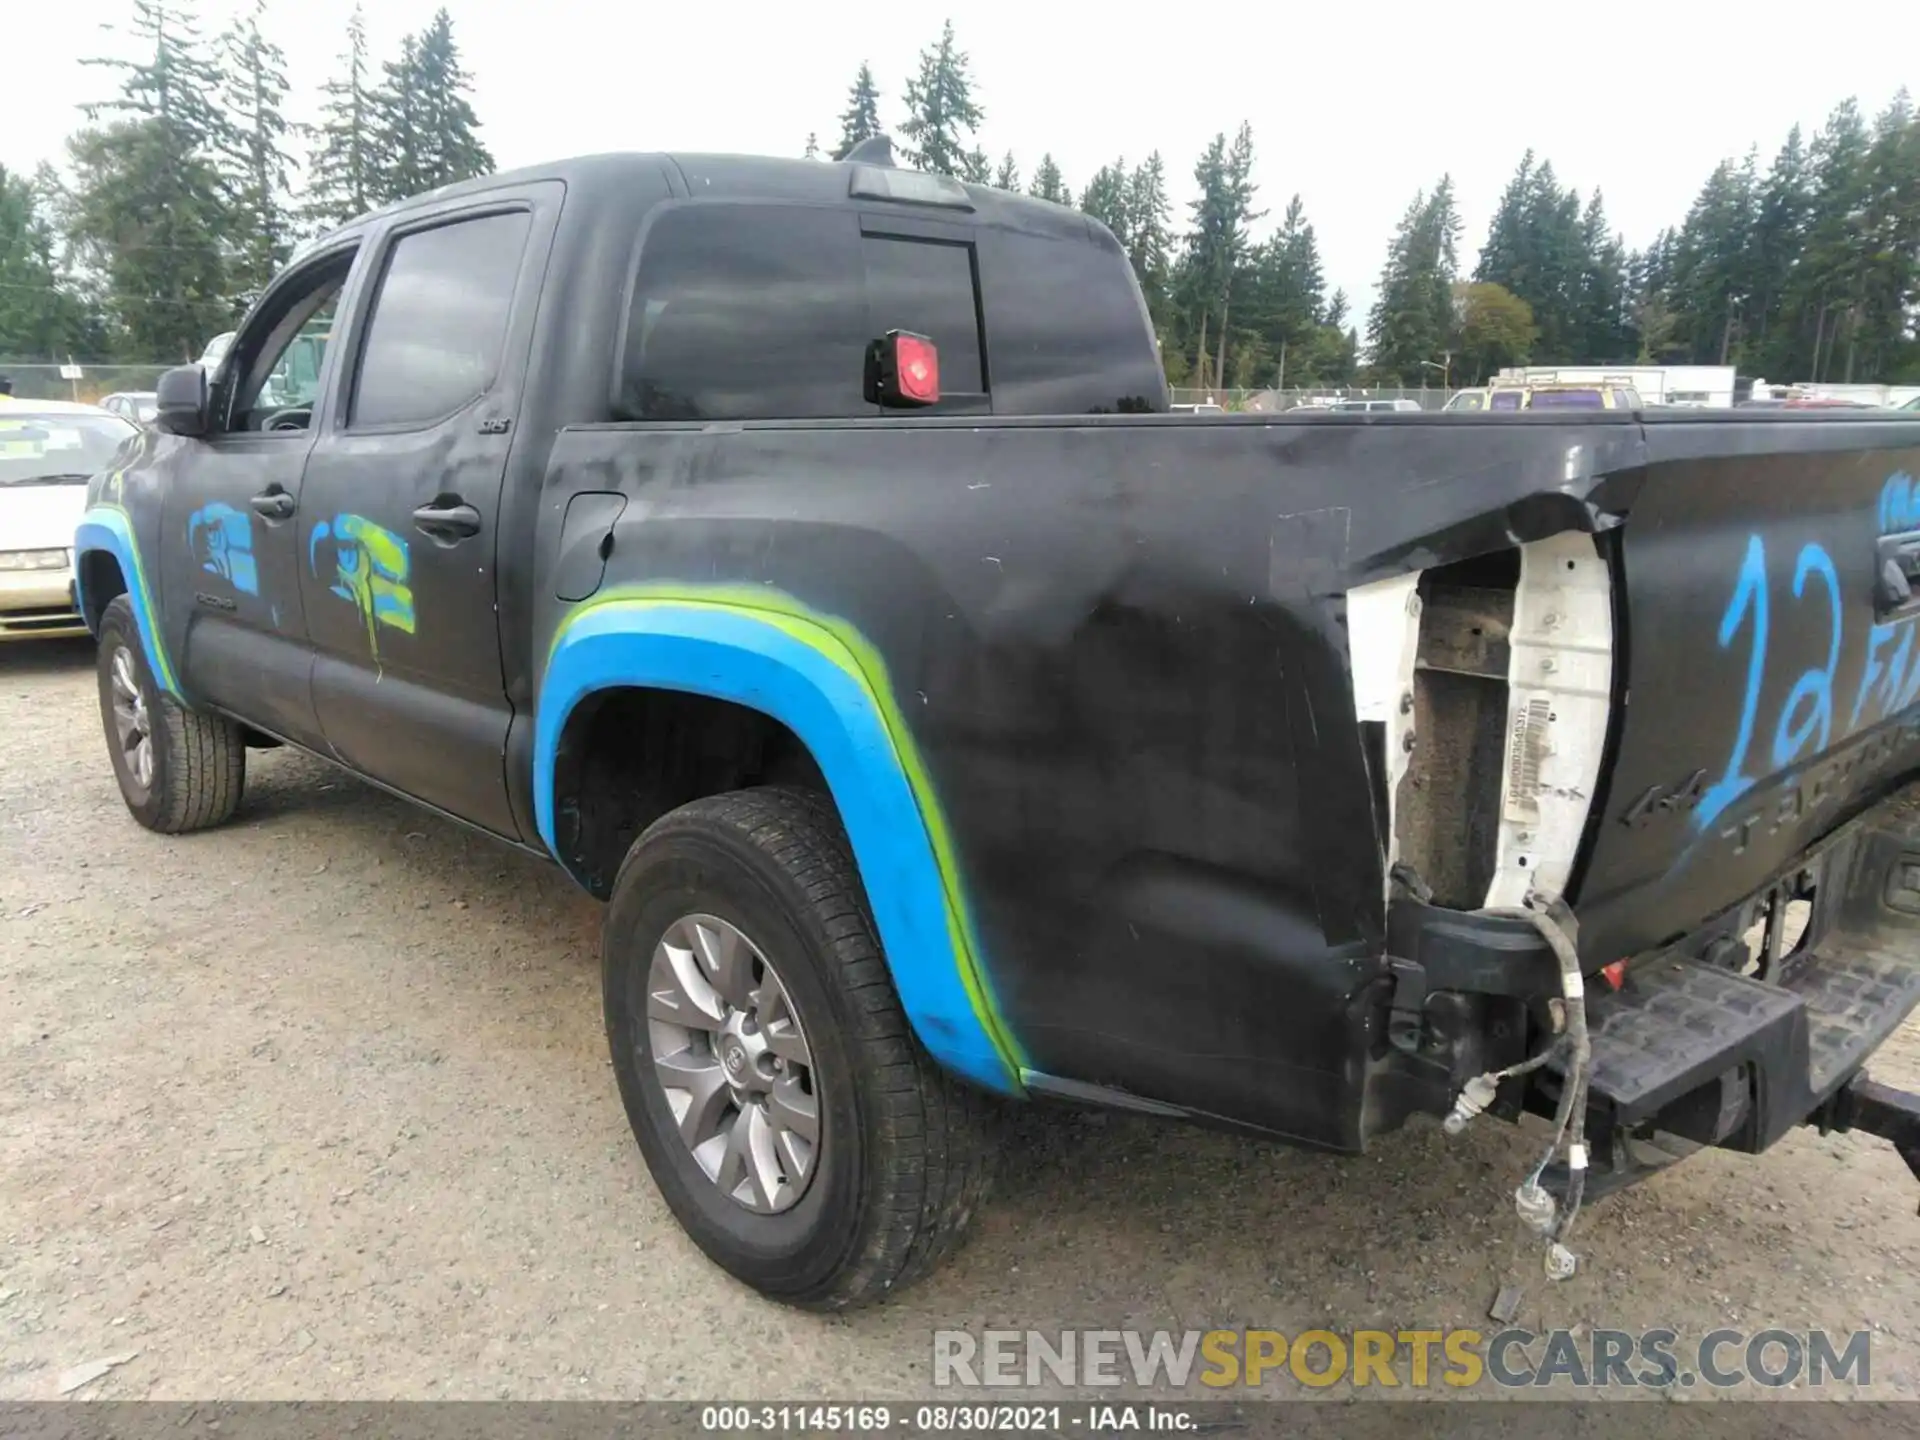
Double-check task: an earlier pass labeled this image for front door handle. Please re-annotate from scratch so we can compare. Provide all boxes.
[412,498,483,542]
[250,489,296,521]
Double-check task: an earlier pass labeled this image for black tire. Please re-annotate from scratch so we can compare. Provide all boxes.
[602,785,997,1309]
[95,594,246,833]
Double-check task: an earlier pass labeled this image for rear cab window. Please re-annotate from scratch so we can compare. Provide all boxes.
[1527,387,1606,410]
[618,198,1160,420]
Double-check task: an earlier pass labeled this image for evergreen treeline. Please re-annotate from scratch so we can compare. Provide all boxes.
[4,0,490,364]
[826,28,1920,389]
[6,5,1917,388]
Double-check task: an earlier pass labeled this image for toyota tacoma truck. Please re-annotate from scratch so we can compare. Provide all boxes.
[75,141,1920,1309]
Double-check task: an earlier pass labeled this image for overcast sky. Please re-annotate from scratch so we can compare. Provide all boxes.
[17,1,1913,327]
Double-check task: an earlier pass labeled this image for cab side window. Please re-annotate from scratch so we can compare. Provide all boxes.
[621,204,869,421]
[349,210,532,430]
[225,249,355,433]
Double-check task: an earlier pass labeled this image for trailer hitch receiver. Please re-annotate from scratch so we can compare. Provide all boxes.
[1818,1074,1920,1214]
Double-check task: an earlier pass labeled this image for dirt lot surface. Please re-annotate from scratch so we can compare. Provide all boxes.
[5,637,1920,1405]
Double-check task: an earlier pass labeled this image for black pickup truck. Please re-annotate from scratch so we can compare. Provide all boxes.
[77,142,1920,1309]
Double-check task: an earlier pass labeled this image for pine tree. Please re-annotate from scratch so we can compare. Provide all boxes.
[218,0,294,302]
[1079,160,1131,247]
[993,152,1019,191]
[898,21,984,177]
[833,63,882,160]
[1475,152,1535,292]
[1574,190,1631,362]
[1367,179,1460,384]
[1123,153,1173,323]
[1029,154,1069,205]
[413,10,493,189]
[1174,124,1263,388]
[1745,125,1812,375]
[1786,99,1870,380]
[961,147,992,185]
[304,4,378,231]
[1853,91,1920,380]
[368,10,492,205]
[0,165,97,357]
[803,133,820,160]
[1669,155,1758,364]
[368,34,425,202]
[70,0,236,359]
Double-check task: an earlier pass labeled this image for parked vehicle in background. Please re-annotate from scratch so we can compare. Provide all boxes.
[99,392,160,425]
[1170,401,1226,415]
[1,400,136,641]
[74,143,1920,1315]
[1487,380,1644,411]
[1737,396,1878,411]
[198,332,237,373]
[1494,364,1734,408]
[1328,397,1423,414]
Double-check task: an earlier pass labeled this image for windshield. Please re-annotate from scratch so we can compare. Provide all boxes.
[1447,392,1487,411]
[0,412,138,486]
[1526,387,1606,410]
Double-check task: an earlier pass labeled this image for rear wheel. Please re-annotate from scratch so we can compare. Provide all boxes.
[95,594,246,833]
[602,786,997,1309]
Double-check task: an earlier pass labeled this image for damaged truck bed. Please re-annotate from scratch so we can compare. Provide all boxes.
[74,146,1920,1307]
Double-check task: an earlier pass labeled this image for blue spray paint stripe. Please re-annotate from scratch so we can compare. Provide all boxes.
[74,505,179,697]
[535,600,1023,1096]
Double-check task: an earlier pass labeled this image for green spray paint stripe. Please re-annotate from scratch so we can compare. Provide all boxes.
[554,584,1026,1075]
[82,500,179,695]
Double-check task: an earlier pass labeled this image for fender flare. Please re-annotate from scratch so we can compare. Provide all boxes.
[74,505,180,697]
[534,588,1025,1095]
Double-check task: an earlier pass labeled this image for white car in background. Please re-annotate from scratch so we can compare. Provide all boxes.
[1327,397,1425,414]
[0,399,139,641]
[99,390,160,425]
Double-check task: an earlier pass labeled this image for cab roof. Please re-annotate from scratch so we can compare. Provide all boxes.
[307,145,1107,254]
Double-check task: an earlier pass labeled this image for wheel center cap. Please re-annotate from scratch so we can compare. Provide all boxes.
[721,1039,748,1078]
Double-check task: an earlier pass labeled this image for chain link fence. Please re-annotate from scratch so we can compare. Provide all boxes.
[0,361,172,405]
[1170,386,1462,412]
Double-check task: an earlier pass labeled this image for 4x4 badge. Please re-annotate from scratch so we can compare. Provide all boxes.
[1619,768,1709,828]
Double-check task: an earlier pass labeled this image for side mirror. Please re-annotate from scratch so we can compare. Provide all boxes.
[864,330,940,409]
[155,364,211,438]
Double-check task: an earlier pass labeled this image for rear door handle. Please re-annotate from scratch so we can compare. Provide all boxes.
[250,489,296,521]
[412,498,483,542]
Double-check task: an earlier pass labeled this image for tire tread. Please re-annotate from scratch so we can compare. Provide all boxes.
[610,785,998,1310]
[99,595,246,834]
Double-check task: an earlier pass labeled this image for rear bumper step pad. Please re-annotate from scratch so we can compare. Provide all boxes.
[1572,944,1920,1143]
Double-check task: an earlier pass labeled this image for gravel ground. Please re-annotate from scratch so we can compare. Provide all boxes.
[4,637,1920,1404]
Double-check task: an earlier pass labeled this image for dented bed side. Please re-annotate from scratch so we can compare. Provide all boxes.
[525,410,1920,1150]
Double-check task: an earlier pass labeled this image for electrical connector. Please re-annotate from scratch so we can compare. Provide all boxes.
[1442,1073,1500,1136]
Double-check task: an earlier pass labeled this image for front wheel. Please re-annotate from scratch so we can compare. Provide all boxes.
[95,594,246,833]
[602,786,997,1309]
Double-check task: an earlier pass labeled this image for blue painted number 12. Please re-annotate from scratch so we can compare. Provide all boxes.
[1694,535,1840,831]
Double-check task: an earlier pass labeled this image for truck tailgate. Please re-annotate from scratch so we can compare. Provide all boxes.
[1577,418,1920,964]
